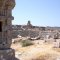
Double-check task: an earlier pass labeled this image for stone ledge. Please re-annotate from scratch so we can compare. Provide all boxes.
[0,16,14,20]
[0,48,16,60]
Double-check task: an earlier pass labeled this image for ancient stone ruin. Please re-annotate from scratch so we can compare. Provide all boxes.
[0,0,17,60]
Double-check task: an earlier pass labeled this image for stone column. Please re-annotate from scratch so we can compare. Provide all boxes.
[0,0,18,60]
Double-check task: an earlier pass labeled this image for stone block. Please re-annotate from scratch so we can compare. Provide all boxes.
[0,48,15,60]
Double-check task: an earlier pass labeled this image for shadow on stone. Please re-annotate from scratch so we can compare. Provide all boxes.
[14,58,19,60]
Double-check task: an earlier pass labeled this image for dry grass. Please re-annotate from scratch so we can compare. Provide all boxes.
[53,48,60,52]
[11,40,60,60]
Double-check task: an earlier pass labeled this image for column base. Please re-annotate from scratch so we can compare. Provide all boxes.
[0,48,18,60]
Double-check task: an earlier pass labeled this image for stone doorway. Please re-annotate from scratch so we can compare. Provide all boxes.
[0,21,2,44]
[0,22,2,32]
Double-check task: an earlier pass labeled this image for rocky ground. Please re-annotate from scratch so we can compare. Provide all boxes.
[11,39,60,60]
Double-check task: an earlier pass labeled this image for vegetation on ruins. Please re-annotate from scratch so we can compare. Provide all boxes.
[20,40,33,47]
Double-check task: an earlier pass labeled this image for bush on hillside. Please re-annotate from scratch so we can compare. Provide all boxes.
[21,40,33,47]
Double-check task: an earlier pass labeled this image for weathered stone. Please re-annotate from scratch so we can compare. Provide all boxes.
[0,0,15,49]
[0,49,15,60]
[0,0,17,60]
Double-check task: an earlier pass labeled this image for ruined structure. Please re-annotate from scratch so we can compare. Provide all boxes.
[12,21,60,39]
[0,0,16,60]
[27,20,32,28]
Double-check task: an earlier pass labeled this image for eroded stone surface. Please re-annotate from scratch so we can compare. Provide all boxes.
[0,0,15,49]
[0,0,18,60]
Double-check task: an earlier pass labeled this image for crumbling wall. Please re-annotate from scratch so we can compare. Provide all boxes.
[12,29,60,39]
[12,30,39,38]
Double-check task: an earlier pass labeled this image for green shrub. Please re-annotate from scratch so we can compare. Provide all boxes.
[21,40,33,47]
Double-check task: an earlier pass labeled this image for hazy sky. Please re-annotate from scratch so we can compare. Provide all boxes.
[12,0,60,27]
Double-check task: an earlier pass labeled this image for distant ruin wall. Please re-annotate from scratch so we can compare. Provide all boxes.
[12,30,39,38]
[12,30,60,39]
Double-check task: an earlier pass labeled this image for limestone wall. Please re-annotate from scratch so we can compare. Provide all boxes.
[12,25,60,39]
[12,30,39,38]
[12,30,60,39]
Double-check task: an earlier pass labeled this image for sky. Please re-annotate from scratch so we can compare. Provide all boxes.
[12,0,60,27]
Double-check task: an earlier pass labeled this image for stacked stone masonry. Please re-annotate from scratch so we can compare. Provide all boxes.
[0,0,18,60]
[12,25,60,39]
